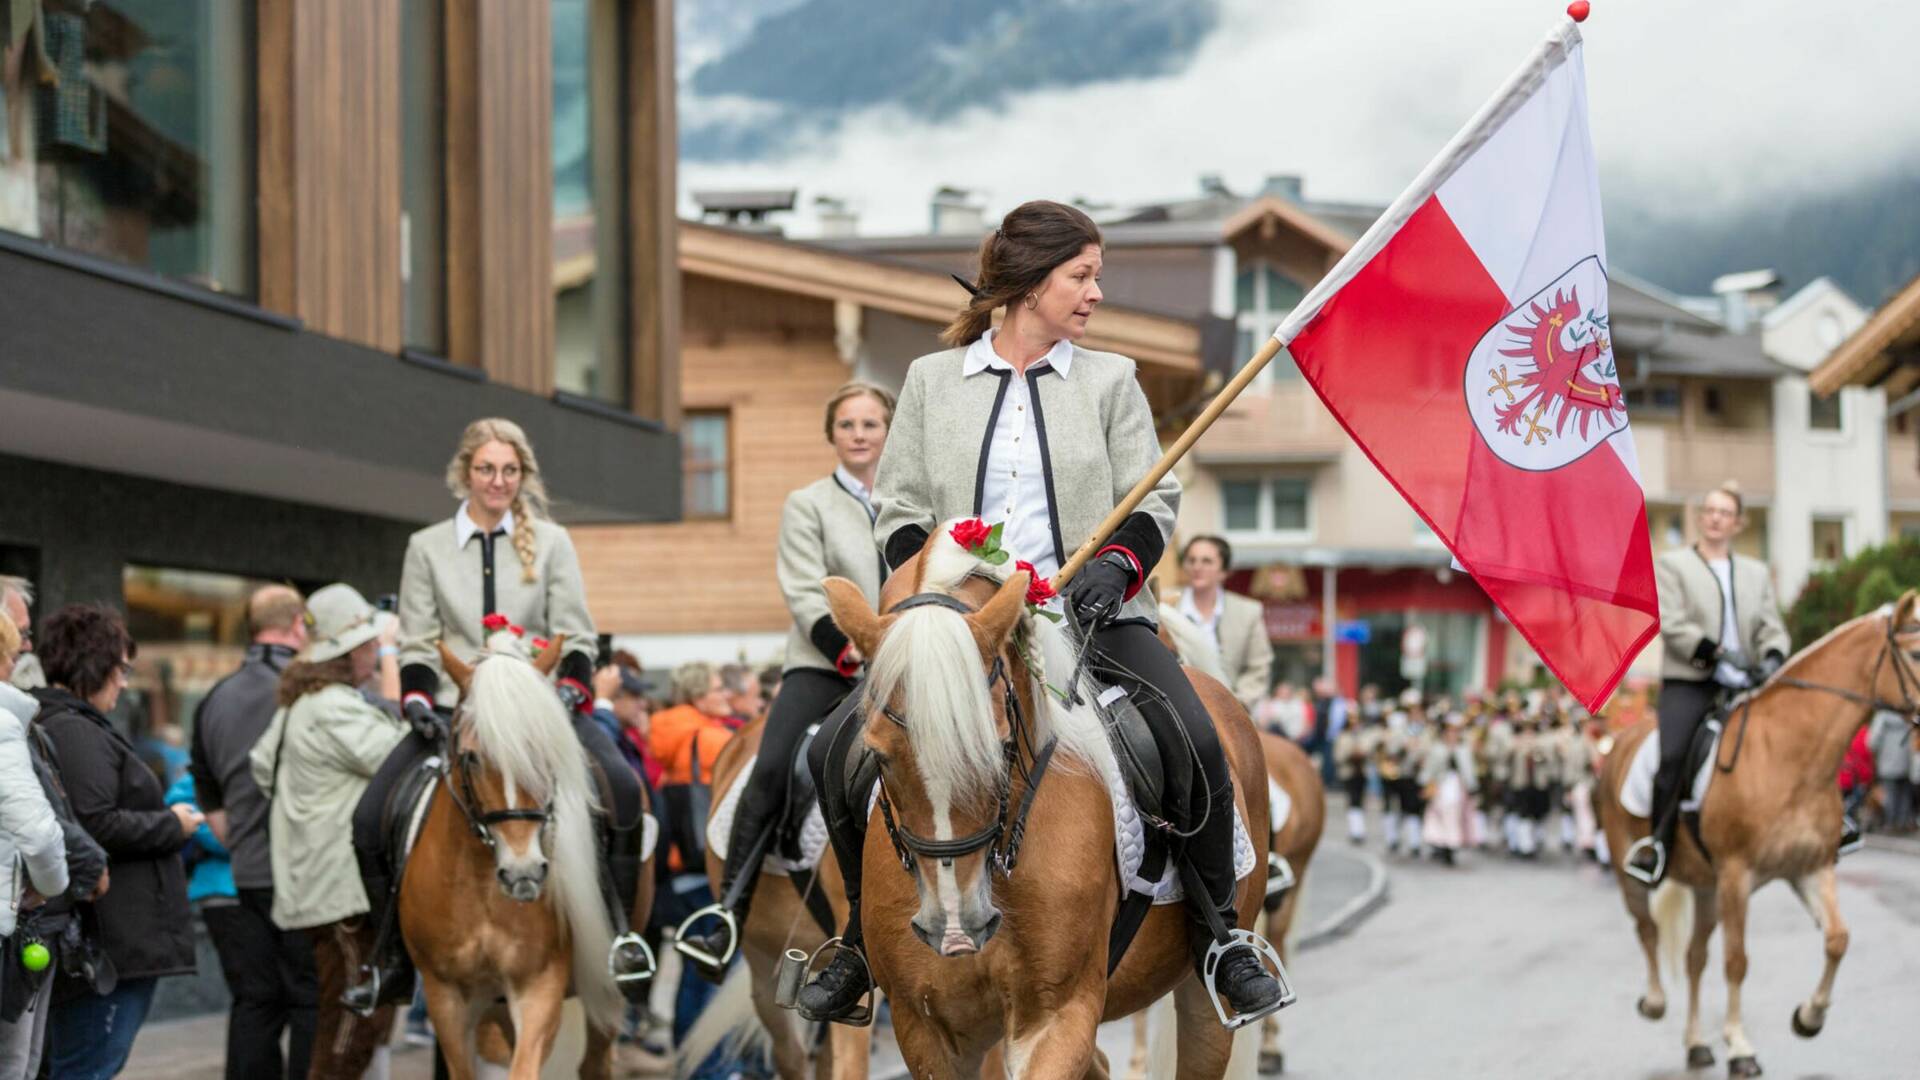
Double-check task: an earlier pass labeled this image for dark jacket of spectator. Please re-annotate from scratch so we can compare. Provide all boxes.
[188,643,297,890]
[33,688,195,982]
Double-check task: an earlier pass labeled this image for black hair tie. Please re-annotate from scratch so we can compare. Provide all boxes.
[950,273,985,300]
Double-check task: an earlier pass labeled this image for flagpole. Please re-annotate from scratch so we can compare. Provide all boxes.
[1054,335,1283,588]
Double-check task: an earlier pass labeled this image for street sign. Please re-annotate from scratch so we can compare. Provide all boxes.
[1336,620,1371,645]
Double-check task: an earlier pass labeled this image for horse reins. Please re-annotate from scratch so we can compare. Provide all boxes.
[1717,613,1920,775]
[872,592,1059,878]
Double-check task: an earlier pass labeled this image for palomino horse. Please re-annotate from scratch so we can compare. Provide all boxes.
[1595,593,1920,1077]
[401,639,626,1080]
[1128,734,1324,1079]
[696,721,874,1080]
[821,528,1273,1080]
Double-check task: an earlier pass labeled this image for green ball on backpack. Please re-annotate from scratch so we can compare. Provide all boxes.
[20,941,50,972]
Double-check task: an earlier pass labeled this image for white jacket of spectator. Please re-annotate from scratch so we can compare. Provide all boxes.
[1,682,67,937]
[1868,710,1913,780]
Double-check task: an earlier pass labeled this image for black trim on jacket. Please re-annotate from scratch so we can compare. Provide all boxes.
[401,662,439,700]
[1107,511,1168,583]
[810,615,851,664]
[1025,366,1068,566]
[970,370,1014,517]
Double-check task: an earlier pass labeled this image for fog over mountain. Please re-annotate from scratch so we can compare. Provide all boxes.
[678,0,1920,305]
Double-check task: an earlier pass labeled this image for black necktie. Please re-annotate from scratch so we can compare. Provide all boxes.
[479,528,506,617]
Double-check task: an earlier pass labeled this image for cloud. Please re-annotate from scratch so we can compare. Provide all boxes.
[680,0,1920,235]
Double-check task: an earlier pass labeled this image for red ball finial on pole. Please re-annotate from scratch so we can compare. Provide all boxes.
[1567,1,1591,21]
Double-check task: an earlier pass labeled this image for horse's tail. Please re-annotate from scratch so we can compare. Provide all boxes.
[672,962,772,1077]
[1651,880,1694,980]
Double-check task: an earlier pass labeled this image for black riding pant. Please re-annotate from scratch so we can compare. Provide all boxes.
[1653,678,1718,826]
[806,620,1239,947]
[729,668,857,858]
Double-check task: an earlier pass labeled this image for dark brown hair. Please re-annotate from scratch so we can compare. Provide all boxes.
[39,604,136,700]
[942,200,1103,348]
[1181,535,1234,572]
[277,656,359,707]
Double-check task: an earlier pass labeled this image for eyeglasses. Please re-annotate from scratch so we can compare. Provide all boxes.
[471,464,522,482]
[1700,507,1739,519]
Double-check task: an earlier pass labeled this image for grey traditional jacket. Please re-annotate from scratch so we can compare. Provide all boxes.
[1215,591,1274,711]
[779,475,887,674]
[399,514,597,706]
[873,344,1179,626]
[1653,547,1790,683]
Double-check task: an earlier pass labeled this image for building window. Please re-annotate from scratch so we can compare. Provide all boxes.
[683,410,730,519]
[1811,518,1845,566]
[1625,383,1681,415]
[122,564,276,745]
[402,0,446,351]
[1235,263,1306,382]
[552,0,628,406]
[1808,388,1843,432]
[1220,474,1312,537]
[0,1,255,295]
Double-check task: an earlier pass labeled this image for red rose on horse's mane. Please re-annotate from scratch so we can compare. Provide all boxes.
[509,624,525,638]
[531,637,551,651]
[950,518,993,552]
[1016,560,1057,607]
[481,613,510,632]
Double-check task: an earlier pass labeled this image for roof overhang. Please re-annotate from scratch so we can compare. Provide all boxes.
[1220,196,1355,254]
[1809,270,1920,397]
[679,222,1203,377]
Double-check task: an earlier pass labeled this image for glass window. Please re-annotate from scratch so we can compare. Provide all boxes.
[1234,268,1256,313]
[1235,260,1305,382]
[1811,518,1845,565]
[1271,476,1310,532]
[1808,389,1843,432]
[552,0,628,405]
[122,565,274,752]
[1222,480,1260,532]
[402,0,446,351]
[684,411,730,519]
[2,2,255,294]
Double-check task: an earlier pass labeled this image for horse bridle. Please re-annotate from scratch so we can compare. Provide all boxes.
[871,591,1059,878]
[1717,612,1920,775]
[438,705,554,850]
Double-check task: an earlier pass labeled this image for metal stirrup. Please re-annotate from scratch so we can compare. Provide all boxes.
[608,932,658,985]
[784,936,874,1028]
[1622,835,1665,886]
[1202,929,1296,1030]
[671,904,741,972]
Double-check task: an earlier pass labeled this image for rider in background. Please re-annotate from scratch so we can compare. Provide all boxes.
[677,382,893,976]
[1628,480,1788,882]
[345,417,648,1011]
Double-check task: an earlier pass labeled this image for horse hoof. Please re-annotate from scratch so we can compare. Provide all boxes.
[1790,1005,1823,1039]
[1636,996,1666,1021]
[1258,1049,1284,1075]
[1727,1055,1763,1077]
[1687,1045,1715,1069]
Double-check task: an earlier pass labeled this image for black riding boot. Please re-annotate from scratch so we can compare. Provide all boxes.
[1182,783,1285,1019]
[341,870,415,1016]
[678,800,778,981]
[600,820,656,1000]
[795,703,874,1025]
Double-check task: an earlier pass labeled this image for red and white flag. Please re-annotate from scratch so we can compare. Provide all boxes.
[1273,13,1656,710]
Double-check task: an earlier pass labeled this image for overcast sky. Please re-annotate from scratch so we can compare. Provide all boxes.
[679,0,1919,235]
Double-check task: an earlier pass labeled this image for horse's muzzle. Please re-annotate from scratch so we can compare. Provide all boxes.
[498,863,548,902]
[911,911,1002,957]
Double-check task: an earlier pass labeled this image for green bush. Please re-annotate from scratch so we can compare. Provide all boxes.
[1786,537,1920,646]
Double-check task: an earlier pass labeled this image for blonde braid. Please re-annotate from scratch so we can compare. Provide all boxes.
[511,493,538,584]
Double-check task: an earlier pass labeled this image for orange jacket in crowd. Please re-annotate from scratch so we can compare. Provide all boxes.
[648,703,734,788]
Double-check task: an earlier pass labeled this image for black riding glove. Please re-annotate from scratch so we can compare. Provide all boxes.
[404,697,445,742]
[556,679,589,715]
[1065,552,1134,628]
[1752,650,1785,683]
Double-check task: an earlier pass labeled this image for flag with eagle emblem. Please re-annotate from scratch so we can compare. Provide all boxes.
[1272,14,1656,711]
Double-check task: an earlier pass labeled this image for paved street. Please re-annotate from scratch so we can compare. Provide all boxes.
[120,809,1920,1078]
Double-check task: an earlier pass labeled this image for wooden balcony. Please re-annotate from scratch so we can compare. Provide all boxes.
[1890,431,1920,507]
[1636,423,1774,500]
[1194,381,1349,464]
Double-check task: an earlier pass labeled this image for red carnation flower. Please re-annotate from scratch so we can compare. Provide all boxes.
[509,624,525,637]
[481,613,510,632]
[950,518,992,552]
[531,637,551,651]
[1016,560,1057,606]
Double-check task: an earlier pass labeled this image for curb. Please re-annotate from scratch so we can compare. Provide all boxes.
[1863,832,1920,857]
[1295,844,1390,953]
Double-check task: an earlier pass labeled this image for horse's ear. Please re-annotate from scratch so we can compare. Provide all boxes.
[534,634,566,677]
[824,577,882,661]
[1895,590,1919,629]
[969,570,1028,657]
[437,641,474,694]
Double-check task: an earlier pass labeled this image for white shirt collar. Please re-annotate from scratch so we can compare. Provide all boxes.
[833,466,876,516]
[1178,587,1224,636]
[962,329,1074,379]
[455,500,516,548]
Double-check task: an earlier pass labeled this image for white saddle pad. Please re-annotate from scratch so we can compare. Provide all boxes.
[706,756,833,876]
[1619,729,1718,819]
[707,753,1254,905]
[1268,776,1292,836]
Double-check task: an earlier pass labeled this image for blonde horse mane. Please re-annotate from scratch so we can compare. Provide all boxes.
[876,523,1120,808]
[463,648,621,1029]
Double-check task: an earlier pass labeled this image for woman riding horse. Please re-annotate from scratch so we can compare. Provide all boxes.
[676,382,894,977]
[797,199,1285,1024]
[1626,481,1789,884]
[345,418,648,1010]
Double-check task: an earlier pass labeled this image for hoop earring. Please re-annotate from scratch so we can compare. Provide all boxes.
[1023,294,1038,310]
